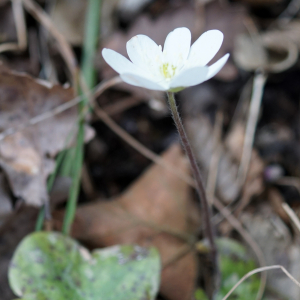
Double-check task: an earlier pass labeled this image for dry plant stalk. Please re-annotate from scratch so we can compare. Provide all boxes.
[222,265,300,300]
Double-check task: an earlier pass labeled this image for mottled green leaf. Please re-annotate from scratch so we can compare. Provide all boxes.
[216,238,260,300]
[9,232,160,300]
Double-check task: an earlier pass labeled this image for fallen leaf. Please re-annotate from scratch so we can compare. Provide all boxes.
[0,66,93,206]
[54,143,201,300]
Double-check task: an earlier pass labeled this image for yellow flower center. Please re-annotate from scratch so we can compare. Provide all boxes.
[160,63,177,79]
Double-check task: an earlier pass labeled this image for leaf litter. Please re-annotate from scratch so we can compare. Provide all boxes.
[0,65,93,206]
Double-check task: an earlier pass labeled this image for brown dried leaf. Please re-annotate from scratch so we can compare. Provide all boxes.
[54,144,201,300]
[0,66,84,206]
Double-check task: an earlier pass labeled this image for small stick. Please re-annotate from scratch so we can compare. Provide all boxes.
[237,71,267,186]
[0,0,27,53]
[276,176,300,195]
[222,265,300,300]
[282,203,300,233]
[21,0,78,84]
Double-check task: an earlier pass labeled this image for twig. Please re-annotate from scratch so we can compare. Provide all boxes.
[0,0,27,53]
[282,203,300,233]
[21,0,78,84]
[12,0,27,49]
[237,71,267,186]
[103,96,143,116]
[222,265,300,300]
[276,176,300,195]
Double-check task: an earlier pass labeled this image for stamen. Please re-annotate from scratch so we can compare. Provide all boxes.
[160,63,177,79]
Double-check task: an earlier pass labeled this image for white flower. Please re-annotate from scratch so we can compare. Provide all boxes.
[102,27,229,92]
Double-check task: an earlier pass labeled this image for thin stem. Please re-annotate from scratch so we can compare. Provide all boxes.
[62,124,84,234]
[167,92,218,283]
[62,0,101,235]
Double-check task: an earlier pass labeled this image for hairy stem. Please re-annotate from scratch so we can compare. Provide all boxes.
[167,92,218,281]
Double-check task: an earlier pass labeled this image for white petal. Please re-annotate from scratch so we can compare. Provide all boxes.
[121,73,168,91]
[163,27,191,67]
[170,66,208,89]
[102,48,148,77]
[186,30,224,67]
[126,35,163,75]
[206,54,229,80]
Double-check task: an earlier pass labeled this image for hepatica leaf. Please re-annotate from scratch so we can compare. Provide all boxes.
[8,232,161,300]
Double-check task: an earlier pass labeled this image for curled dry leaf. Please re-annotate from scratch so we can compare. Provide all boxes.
[54,144,201,300]
[234,31,298,72]
[0,66,92,206]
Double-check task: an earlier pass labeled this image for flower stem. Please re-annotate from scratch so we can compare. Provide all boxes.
[167,92,218,272]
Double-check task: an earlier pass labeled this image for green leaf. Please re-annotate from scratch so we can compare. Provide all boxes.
[9,232,161,300]
[216,238,260,300]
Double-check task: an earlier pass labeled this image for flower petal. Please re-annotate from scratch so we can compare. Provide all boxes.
[206,54,229,80]
[186,30,224,67]
[126,35,163,76]
[121,73,168,91]
[102,48,148,77]
[163,27,191,67]
[170,66,208,89]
